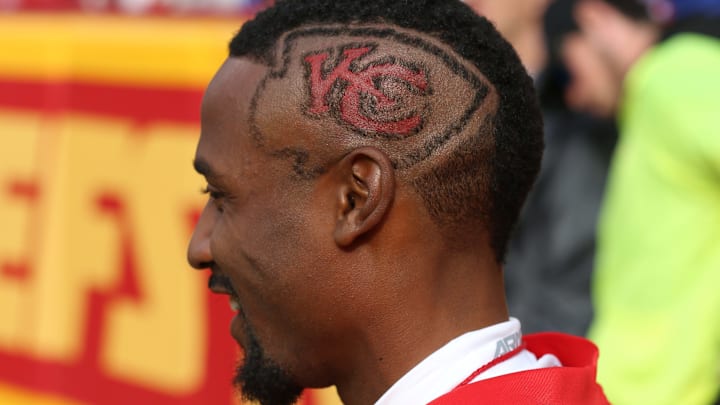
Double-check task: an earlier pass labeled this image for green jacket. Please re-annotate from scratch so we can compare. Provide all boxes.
[589,32,720,405]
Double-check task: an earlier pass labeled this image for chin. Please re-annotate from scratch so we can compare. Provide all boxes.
[234,353,304,405]
[232,318,304,405]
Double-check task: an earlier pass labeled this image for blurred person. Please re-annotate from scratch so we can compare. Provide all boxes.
[464,0,550,76]
[561,0,658,117]
[559,0,720,404]
[467,0,618,336]
[186,0,611,404]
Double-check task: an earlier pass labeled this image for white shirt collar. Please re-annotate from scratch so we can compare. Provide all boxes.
[374,317,561,405]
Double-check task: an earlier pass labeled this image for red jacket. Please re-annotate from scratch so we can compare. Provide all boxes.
[428,332,610,404]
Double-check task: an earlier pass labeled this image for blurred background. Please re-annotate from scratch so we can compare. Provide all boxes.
[1,0,718,404]
[0,1,341,404]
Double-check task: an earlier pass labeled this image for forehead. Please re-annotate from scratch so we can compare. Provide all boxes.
[197,58,269,178]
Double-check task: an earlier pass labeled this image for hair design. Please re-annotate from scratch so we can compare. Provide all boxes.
[227,0,544,262]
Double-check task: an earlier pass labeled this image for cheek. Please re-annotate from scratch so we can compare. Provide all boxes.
[255,207,341,314]
[224,179,342,299]
[220,198,318,293]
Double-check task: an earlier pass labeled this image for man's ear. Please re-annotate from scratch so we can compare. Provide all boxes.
[333,146,395,247]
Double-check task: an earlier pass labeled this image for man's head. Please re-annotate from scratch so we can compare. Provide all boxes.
[187,1,542,404]
[550,0,658,116]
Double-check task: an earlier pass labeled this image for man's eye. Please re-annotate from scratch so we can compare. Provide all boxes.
[201,186,224,199]
[201,186,225,212]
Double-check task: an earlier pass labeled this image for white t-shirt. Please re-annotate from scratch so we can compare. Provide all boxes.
[375,318,561,405]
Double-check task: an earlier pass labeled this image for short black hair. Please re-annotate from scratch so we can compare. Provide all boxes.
[228,0,543,263]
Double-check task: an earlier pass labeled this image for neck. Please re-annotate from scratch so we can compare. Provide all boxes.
[335,246,508,405]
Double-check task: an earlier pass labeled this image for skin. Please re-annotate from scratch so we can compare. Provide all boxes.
[562,32,621,117]
[188,34,509,405]
[561,0,658,117]
[465,0,551,75]
[465,0,549,39]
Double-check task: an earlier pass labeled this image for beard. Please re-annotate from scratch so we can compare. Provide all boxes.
[234,312,304,405]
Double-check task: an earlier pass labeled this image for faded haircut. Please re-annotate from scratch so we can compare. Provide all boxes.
[227,0,543,263]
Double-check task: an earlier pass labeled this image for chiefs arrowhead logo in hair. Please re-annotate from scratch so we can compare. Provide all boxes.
[249,26,495,176]
[304,45,429,138]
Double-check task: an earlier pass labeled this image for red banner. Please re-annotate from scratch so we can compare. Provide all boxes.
[0,13,340,405]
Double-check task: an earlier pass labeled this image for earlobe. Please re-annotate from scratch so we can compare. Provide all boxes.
[333,147,395,247]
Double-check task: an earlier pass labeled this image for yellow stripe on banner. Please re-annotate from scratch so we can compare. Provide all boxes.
[0,383,85,405]
[0,14,244,88]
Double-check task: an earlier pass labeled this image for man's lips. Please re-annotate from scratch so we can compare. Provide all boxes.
[208,272,235,294]
[208,272,241,312]
[207,272,246,345]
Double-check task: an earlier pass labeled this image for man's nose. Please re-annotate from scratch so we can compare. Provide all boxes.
[187,204,214,269]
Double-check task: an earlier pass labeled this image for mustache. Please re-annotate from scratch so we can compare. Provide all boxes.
[208,271,239,296]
